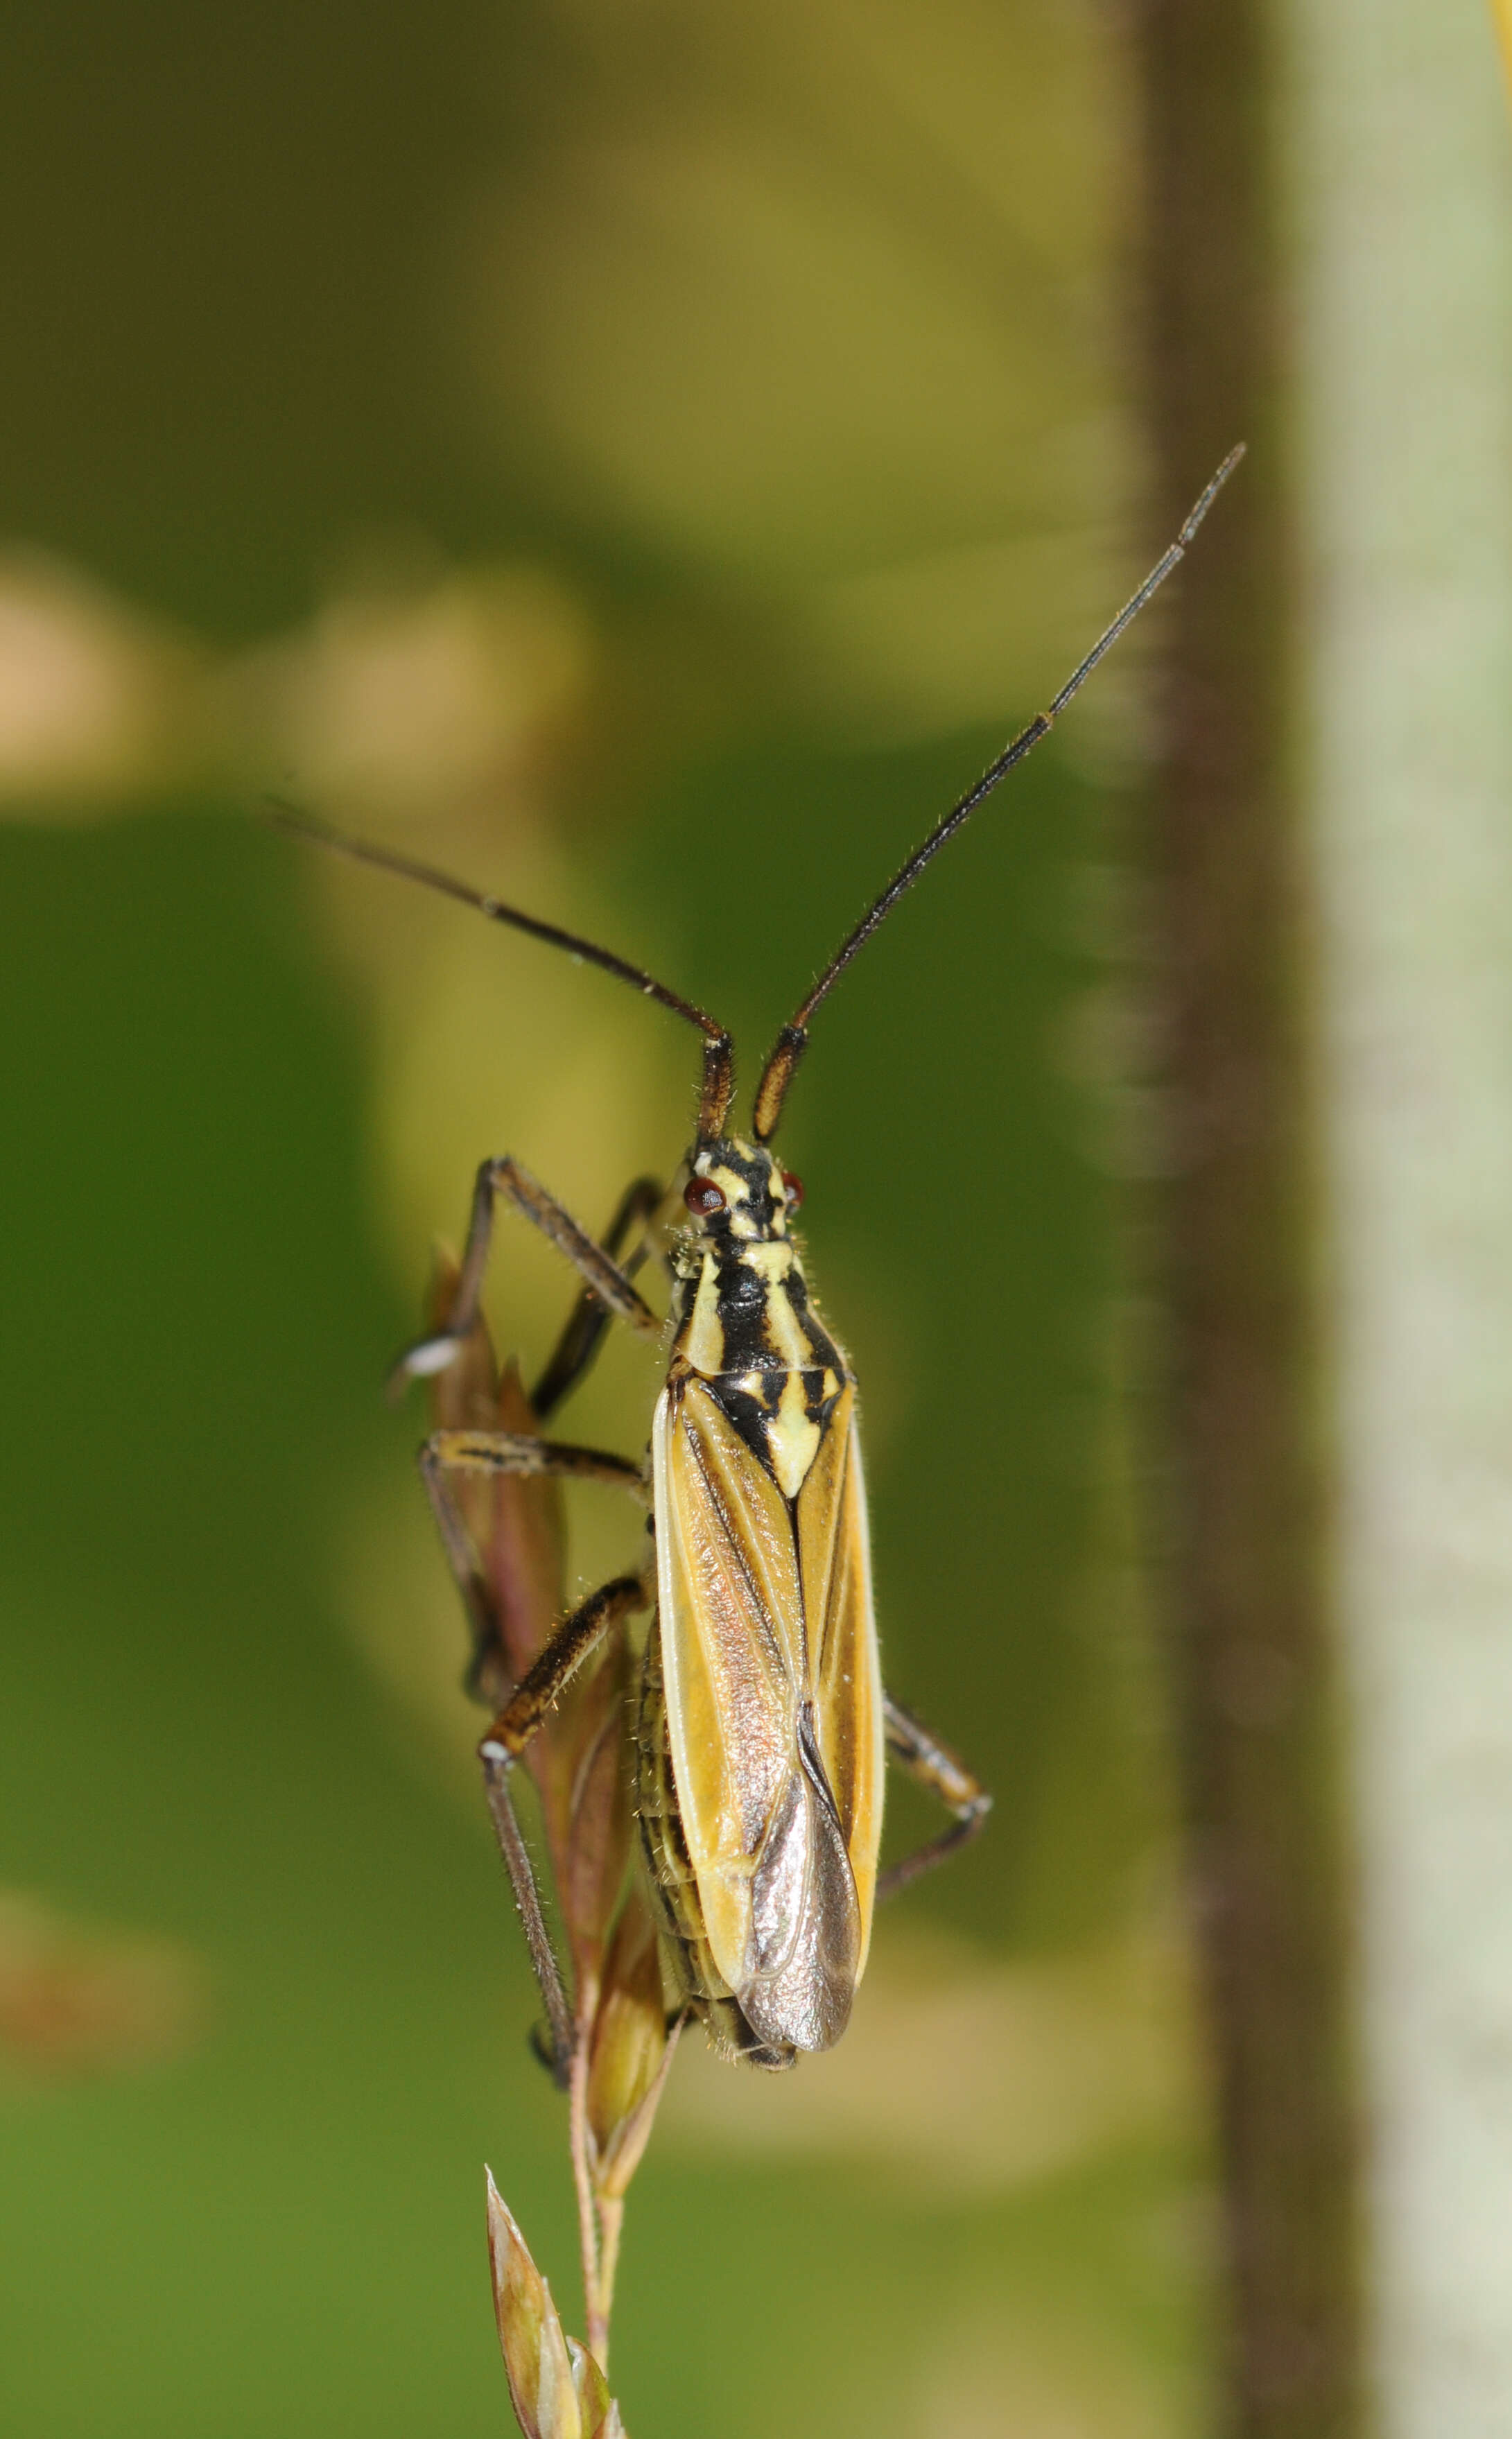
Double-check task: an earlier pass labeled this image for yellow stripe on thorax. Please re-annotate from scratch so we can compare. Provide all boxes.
[680,1238,826,1498]
[769,1371,822,1500]
[683,1251,726,1375]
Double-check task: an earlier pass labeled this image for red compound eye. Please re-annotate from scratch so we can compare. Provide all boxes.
[781,1169,805,1210]
[684,1176,727,1216]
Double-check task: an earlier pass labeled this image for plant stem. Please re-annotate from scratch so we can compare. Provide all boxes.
[594,2196,625,2370]
[1132,3,1368,2429]
[568,2027,607,2366]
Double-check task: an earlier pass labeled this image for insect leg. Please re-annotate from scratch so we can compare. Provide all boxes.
[419,1421,649,2073]
[390,1156,661,1393]
[479,1571,652,2080]
[530,1174,666,1421]
[424,1429,649,1495]
[417,1427,647,1702]
[876,1690,993,1900]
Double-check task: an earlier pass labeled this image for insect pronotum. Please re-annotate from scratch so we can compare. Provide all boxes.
[275,449,1241,2074]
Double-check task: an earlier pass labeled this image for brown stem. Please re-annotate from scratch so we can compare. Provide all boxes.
[1131,3,1366,2433]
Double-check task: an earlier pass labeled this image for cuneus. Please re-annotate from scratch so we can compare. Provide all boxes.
[275,451,1240,2074]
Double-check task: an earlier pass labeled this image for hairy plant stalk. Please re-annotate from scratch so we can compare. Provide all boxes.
[1132,3,1367,2429]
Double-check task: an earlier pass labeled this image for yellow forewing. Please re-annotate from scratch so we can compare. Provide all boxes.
[652,1373,885,2050]
[797,1390,883,1972]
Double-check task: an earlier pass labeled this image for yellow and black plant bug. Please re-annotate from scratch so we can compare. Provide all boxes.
[272,447,1241,2076]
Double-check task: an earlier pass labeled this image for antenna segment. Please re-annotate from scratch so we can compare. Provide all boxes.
[265,800,736,1137]
[749,446,1244,1142]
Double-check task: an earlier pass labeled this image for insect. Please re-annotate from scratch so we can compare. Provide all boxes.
[275,449,1240,2075]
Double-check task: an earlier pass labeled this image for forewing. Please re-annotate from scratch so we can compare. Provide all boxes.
[654,1375,880,2052]
[653,1378,805,2004]
[794,1389,885,1976]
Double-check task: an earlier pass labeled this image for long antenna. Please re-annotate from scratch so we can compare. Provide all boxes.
[265,799,736,1137]
[750,446,1245,1143]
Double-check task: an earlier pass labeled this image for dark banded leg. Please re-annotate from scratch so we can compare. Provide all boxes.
[417,1428,648,1704]
[418,1426,648,2075]
[390,1156,661,1394]
[530,1174,665,1421]
[876,1690,992,1900]
[480,1572,652,2081]
[424,1429,648,1496]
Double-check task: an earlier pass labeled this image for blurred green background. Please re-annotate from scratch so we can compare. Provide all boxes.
[0,6,1215,2432]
